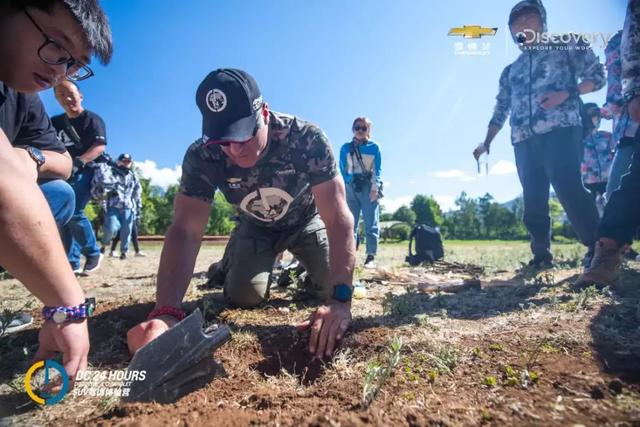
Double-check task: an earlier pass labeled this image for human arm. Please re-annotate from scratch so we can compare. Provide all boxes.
[369,144,382,202]
[474,66,511,160]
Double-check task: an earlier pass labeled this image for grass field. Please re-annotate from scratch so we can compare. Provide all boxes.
[0,240,639,426]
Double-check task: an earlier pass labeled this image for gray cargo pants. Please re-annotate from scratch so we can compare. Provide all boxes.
[217,214,331,307]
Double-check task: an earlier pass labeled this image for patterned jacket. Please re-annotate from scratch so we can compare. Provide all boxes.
[605,28,639,143]
[622,0,640,99]
[581,130,615,184]
[490,0,606,144]
[92,163,142,213]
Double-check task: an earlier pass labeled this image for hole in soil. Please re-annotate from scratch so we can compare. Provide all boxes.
[251,327,325,384]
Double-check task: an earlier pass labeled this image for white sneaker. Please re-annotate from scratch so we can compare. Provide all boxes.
[135,251,147,257]
[0,313,33,335]
[364,255,376,269]
[109,250,118,258]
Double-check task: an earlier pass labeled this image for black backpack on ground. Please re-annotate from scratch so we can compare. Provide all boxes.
[406,224,444,266]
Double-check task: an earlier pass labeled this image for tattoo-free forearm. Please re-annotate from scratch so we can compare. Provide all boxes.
[0,133,84,307]
[154,224,202,308]
[324,206,356,290]
[39,150,72,180]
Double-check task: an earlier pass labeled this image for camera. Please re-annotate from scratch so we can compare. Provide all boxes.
[352,173,372,193]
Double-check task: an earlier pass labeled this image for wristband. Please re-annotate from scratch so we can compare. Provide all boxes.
[42,298,96,324]
[148,306,186,321]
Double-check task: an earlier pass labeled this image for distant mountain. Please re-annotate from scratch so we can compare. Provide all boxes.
[150,185,166,197]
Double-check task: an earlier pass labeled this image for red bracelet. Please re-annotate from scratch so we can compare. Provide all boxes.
[148,306,186,321]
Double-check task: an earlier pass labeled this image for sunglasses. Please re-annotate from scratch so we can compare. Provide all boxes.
[354,125,368,132]
[218,138,251,147]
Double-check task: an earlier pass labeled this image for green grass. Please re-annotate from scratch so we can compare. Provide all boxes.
[376,240,585,272]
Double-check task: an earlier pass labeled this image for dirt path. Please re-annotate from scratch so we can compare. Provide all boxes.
[1,243,639,426]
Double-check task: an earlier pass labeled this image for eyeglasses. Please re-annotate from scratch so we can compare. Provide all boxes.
[354,125,368,132]
[24,9,94,81]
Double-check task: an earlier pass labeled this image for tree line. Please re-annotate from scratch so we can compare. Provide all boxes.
[381,193,574,242]
[85,172,574,241]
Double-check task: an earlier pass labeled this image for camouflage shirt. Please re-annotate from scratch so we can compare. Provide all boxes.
[622,0,640,97]
[490,40,606,144]
[179,111,338,231]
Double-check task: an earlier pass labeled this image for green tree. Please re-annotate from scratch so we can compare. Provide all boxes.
[392,205,416,225]
[206,192,236,235]
[410,194,442,226]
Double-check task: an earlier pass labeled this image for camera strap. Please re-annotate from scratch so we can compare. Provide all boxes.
[350,141,371,175]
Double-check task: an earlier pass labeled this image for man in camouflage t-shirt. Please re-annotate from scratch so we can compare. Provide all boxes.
[127,69,356,359]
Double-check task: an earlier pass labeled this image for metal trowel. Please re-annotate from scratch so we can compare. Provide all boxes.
[123,308,231,403]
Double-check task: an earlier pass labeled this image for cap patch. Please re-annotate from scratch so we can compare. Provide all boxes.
[206,89,227,112]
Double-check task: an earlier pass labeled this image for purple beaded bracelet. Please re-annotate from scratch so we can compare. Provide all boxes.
[42,298,96,324]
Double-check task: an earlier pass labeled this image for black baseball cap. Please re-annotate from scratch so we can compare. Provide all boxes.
[196,68,265,144]
[118,153,132,161]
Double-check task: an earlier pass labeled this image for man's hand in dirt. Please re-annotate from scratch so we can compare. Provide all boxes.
[628,95,640,122]
[34,320,89,383]
[297,302,351,359]
[539,90,569,110]
[127,315,179,354]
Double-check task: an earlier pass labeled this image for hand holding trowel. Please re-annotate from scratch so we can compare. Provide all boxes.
[123,309,231,403]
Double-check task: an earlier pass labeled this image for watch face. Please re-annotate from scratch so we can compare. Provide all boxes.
[52,311,67,324]
[27,147,45,166]
[333,284,353,302]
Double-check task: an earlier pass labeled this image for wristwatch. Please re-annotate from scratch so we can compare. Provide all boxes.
[624,88,639,103]
[42,298,96,324]
[332,284,353,303]
[18,146,45,168]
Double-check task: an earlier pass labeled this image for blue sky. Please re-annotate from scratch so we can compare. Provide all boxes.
[40,0,627,212]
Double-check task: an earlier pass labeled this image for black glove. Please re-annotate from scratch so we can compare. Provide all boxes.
[72,157,86,176]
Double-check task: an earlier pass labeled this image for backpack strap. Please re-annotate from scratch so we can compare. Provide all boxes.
[408,225,417,257]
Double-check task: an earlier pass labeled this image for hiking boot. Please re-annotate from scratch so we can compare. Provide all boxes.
[364,255,376,269]
[582,245,596,268]
[0,313,33,336]
[527,256,554,270]
[120,252,128,260]
[83,253,103,273]
[135,251,147,257]
[575,238,623,288]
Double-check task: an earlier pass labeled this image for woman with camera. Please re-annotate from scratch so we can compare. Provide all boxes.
[339,117,382,268]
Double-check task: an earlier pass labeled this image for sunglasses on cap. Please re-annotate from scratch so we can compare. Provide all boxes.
[354,125,368,132]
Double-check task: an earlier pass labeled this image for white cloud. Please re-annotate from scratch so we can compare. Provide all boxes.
[380,196,413,213]
[137,160,182,189]
[408,180,417,185]
[430,169,477,182]
[489,160,518,176]
[434,195,456,212]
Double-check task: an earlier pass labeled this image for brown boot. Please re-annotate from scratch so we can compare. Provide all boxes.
[575,238,623,288]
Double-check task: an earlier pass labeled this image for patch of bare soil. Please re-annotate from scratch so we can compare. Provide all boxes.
[1,246,639,426]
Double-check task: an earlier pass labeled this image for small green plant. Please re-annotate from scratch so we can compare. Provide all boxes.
[414,313,428,326]
[472,347,484,359]
[480,408,494,423]
[483,376,497,387]
[488,343,503,352]
[426,345,458,375]
[563,285,601,311]
[362,336,403,408]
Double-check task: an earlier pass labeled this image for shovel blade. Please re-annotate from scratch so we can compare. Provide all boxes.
[123,308,231,403]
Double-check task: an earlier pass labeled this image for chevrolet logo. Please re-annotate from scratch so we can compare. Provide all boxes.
[448,25,498,39]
